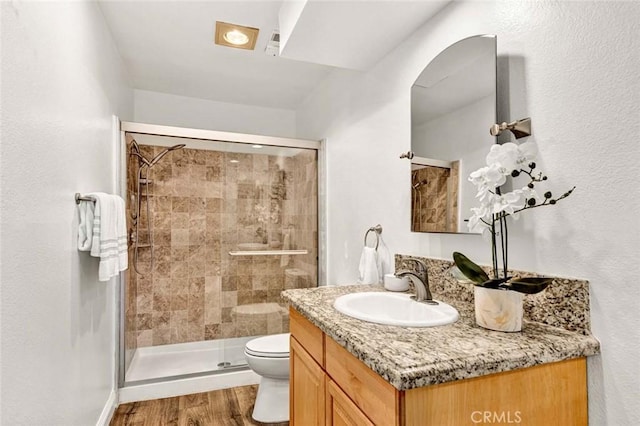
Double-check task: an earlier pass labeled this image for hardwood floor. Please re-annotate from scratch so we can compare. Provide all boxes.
[110,385,288,426]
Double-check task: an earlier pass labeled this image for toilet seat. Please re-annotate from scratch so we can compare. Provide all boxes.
[245,333,290,358]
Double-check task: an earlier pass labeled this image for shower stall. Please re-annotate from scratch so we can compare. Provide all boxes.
[118,122,319,395]
[410,162,459,233]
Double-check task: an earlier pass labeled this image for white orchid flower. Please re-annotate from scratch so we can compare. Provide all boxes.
[462,139,573,286]
[486,143,519,172]
[491,190,527,215]
[485,141,539,174]
[467,206,492,234]
[469,164,506,192]
[476,188,499,205]
[521,186,541,204]
[517,142,538,166]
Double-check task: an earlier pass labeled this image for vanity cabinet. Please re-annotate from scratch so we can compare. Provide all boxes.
[326,379,374,426]
[290,308,326,425]
[290,336,325,425]
[289,307,588,426]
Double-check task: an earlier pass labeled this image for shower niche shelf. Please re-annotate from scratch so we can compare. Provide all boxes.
[228,249,309,257]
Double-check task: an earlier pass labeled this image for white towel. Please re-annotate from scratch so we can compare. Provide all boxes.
[358,246,382,284]
[87,192,128,281]
[77,199,95,251]
[377,235,392,277]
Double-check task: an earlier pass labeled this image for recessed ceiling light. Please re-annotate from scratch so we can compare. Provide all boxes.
[224,30,249,46]
[215,21,259,50]
[251,145,263,149]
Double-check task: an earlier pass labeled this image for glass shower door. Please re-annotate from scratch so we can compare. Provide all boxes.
[121,127,318,384]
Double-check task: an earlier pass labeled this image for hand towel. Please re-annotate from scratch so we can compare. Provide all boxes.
[358,246,381,284]
[88,192,129,281]
[77,199,95,251]
[377,235,392,277]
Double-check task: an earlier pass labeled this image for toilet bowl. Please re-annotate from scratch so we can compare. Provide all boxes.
[244,333,290,423]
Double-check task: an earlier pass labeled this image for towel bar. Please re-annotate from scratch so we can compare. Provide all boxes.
[75,193,95,204]
[364,224,383,250]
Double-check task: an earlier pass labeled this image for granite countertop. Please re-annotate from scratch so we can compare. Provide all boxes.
[281,284,600,391]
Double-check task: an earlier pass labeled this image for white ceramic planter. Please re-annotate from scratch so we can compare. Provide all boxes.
[474,286,524,332]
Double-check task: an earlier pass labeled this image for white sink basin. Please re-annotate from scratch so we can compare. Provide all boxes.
[334,292,459,327]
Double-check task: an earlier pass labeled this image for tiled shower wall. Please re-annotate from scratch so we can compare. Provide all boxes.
[411,163,459,233]
[125,140,317,349]
[286,150,318,288]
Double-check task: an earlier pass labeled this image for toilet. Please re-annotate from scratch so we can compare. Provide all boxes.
[244,333,290,423]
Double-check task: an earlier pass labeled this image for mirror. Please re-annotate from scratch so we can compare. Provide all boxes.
[410,35,497,233]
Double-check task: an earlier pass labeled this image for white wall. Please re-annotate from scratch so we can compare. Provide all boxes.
[134,89,297,138]
[296,1,640,424]
[1,2,132,425]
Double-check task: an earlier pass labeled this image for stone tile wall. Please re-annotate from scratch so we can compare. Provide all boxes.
[286,150,318,287]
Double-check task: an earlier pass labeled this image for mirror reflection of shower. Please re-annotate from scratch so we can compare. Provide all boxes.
[129,140,186,274]
[411,171,428,230]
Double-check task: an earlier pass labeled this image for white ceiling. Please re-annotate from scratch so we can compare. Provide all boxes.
[279,0,449,70]
[98,0,450,110]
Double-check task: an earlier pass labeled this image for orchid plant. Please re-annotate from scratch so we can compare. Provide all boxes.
[453,141,575,294]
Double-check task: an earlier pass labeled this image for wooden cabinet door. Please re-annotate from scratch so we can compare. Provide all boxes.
[326,379,374,426]
[291,336,325,426]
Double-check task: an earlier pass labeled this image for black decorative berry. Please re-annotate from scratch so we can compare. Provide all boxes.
[527,183,534,189]
[529,162,536,169]
[527,198,536,206]
[550,199,557,205]
[544,191,552,199]
[511,170,520,177]
[542,176,548,181]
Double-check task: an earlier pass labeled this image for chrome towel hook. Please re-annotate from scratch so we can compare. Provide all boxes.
[364,224,383,250]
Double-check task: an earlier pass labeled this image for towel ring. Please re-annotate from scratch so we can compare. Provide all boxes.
[364,224,383,250]
[75,193,95,204]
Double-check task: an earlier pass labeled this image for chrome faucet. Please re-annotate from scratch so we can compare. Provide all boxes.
[395,258,438,305]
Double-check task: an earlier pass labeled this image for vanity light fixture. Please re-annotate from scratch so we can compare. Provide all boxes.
[251,144,263,149]
[229,159,240,164]
[215,21,259,50]
[490,117,532,139]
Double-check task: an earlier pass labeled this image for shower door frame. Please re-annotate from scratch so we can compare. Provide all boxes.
[116,120,325,388]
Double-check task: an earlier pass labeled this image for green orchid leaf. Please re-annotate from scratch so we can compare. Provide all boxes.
[503,277,553,294]
[449,265,474,283]
[481,277,511,289]
[452,252,490,284]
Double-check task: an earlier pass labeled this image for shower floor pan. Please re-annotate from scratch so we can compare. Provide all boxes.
[126,336,253,383]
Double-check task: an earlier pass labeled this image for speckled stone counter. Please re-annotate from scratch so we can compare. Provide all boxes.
[281,257,600,391]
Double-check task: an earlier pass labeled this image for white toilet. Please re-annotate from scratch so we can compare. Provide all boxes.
[244,333,290,423]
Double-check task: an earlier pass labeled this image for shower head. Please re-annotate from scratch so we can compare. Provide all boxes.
[129,139,151,167]
[130,139,141,154]
[412,180,428,190]
[148,144,186,166]
[131,152,151,167]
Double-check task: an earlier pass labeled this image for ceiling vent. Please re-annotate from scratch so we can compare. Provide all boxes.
[265,30,280,57]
